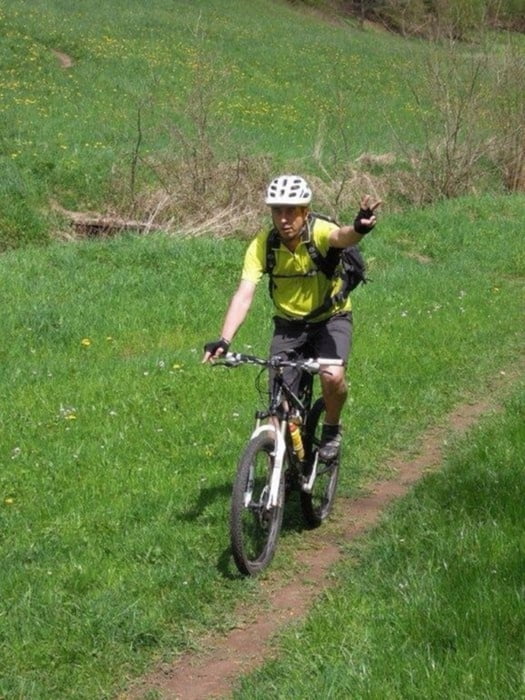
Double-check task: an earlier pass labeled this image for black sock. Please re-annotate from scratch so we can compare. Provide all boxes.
[322,423,341,438]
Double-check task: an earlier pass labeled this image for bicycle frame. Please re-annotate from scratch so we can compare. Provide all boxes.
[223,352,344,575]
[221,353,342,508]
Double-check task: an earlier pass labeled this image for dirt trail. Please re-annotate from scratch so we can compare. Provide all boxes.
[125,364,523,700]
[51,49,74,68]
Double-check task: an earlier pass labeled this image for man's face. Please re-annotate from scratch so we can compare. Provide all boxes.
[270,206,308,245]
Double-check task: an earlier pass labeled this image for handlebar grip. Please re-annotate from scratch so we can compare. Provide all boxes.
[316,358,344,366]
[223,352,266,366]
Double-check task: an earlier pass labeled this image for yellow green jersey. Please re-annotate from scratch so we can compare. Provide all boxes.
[241,215,351,322]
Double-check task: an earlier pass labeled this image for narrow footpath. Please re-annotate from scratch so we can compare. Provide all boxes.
[124,361,523,700]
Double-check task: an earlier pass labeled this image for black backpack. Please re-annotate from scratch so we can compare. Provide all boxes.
[265,212,368,321]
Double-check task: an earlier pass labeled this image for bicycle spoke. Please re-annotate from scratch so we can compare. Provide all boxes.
[230,433,284,575]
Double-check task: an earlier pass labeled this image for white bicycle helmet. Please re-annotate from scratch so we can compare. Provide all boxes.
[265,175,312,206]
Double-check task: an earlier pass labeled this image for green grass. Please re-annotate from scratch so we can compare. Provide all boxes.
[1,0,427,166]
[0,192,523,697]
[3,0,520,247]
[0,1,524,696]
[234,385,525,699]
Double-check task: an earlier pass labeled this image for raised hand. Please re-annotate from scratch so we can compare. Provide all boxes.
[354,194,382,234]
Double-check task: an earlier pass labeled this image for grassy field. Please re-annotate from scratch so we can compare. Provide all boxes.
[2,0,523,247]
[235,385,525,698]
[1,0,427,170]
[0,0,524,697]
[0,192,523,697]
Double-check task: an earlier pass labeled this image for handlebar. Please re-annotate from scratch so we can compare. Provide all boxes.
[217,352,343,375]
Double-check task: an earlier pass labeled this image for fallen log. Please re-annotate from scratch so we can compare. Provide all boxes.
[53,202,164,236]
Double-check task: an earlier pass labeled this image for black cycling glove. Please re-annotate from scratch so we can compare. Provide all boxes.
[354,207,376,235]
[203,337,230,357]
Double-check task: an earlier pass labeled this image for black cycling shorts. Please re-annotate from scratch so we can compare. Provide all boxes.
[269,312,352,395]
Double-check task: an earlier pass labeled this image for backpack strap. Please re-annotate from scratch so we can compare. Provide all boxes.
[264,225,320,301]
[264,213,340,275]
[265,227,280,275]
[265,228,280,299]
[264,213,358,319]
[303,245,367,321]
[306,213,342,279]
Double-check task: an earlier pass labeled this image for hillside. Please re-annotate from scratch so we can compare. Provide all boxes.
[0,2,523,697]
[1,0,523,249]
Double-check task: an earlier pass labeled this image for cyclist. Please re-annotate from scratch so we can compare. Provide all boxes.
[203,174,380,461]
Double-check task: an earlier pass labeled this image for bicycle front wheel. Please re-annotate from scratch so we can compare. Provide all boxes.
[230,431,285,576]
[300,397,340,528]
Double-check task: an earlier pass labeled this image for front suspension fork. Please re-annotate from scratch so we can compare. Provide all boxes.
[250,418,286,508]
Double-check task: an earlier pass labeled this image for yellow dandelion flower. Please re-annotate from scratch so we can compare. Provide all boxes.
[81,338,91,347]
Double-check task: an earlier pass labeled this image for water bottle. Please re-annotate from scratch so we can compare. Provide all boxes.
[289,419,305,461]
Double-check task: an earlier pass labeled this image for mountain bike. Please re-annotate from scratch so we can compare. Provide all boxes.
[216,352,342,576]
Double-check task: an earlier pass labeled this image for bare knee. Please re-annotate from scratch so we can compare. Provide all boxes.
[320,368,348,402]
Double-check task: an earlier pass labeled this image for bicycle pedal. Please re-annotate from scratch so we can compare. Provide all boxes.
[301,462,317,493]
[300,479,313,495]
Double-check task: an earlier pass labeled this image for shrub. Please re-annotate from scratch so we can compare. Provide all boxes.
[334,0,525,37]
[487,38,525,192]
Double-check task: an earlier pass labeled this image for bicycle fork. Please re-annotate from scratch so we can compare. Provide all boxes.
[249,419,286,508]
[249,418,320,501]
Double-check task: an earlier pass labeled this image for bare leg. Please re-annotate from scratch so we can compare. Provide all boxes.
[319,365,347,425]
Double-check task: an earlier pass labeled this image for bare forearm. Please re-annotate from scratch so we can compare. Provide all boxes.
[329,225,365,249]
[202,280,256,363]
[220,281,255,342]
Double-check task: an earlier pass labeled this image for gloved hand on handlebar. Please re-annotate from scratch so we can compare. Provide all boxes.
[202,337,230,362]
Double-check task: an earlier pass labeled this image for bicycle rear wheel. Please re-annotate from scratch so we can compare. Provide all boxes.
[300,397,340,527]
[230,431,285,576]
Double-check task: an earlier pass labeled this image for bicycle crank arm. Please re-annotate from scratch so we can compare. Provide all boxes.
[301,453,319,494]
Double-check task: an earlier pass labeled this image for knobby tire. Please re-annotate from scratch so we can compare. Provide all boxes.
[230,432,285,576]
